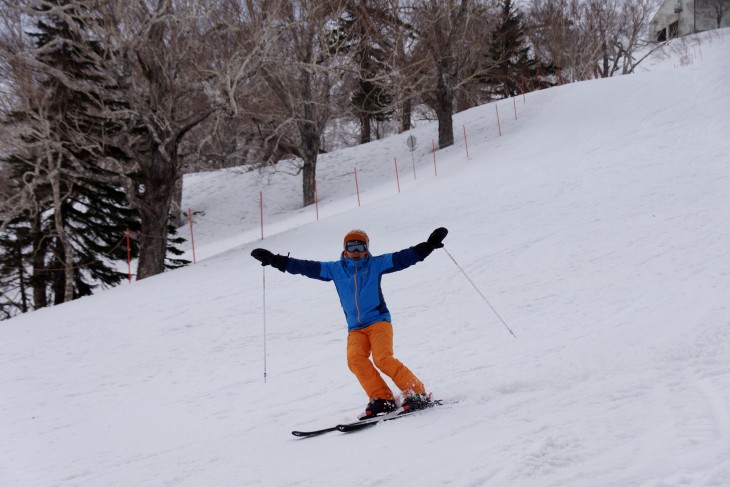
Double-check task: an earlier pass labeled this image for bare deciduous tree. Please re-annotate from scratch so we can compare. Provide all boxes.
[94,0,275,279]
[526,0,662,80]
[697,0,730,28]
[1,0,277,282]
[0,167,10,200]
[526,0,590,81]
[0,0,146,307]
[616,0,665,74]
[256,0,355,207]
[403,0,500,148]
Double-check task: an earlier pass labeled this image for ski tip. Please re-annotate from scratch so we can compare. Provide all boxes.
[292,426,338,438]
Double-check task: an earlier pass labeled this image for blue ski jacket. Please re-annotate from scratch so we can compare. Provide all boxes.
[285,248,425,331]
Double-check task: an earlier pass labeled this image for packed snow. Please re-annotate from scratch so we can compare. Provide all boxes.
[2,30,730,487]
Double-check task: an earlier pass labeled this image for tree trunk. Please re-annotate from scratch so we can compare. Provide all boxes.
[399,98,412,133]
[602,39,610,78]
[136,186,173,280]
[300,136,318,207]
[49,166,74,303]
[51,239,68,305]
[30,216,48,309]
[299,118,320,207]
[169,176,184,228]
[136,151,177,280]
[16,243,28,313]
[359,112,372,144]
[433,80,455,149]
[302,157,316,207]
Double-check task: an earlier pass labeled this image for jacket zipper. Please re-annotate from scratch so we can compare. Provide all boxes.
[353,263,362,324]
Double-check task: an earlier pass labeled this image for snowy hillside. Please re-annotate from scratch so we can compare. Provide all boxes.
[2,30,730,487]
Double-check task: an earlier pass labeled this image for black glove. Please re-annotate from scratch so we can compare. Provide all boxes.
[414,227,448,259]
[427,227,448,249]
[251,248,289,272]
[251,248,274,266]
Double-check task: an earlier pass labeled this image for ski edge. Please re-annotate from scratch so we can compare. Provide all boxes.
[292,399,447,437]
[337,399,444,432]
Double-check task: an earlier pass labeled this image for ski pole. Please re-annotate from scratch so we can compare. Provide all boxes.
[262,266,268,382]
[442,246,517,339]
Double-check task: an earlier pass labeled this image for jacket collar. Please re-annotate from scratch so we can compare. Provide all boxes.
[341,252,370,269]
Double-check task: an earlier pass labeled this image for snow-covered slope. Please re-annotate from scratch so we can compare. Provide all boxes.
[2,30,730,487]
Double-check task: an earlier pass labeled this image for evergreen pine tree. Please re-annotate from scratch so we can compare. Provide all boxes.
[338,3,395,143]
[0,0,142,315]
[485,0,555,98]
[0,208,37,318]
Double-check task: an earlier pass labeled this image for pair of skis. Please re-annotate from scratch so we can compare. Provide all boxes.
[292,400,443,438]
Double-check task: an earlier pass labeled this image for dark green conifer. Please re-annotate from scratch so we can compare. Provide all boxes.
[0,0,142,315]
[485,0,556,98]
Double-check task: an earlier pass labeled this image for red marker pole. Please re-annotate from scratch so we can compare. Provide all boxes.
[259,191,264,240]
[394,158,401,193]
[314,180,319,221]
[432,139,437,176]
[354,167,361,207]
[126,227,132,283]
[188,208,196,264]
[495,105,502,136]
[463,125,469,159]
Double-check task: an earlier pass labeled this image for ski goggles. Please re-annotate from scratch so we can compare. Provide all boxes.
[345,241,368,253]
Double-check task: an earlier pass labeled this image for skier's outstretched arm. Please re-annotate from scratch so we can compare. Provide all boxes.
[251,248,289,272]
[389,227,449,271]
[413,227,448,259]
[250,248,332,281]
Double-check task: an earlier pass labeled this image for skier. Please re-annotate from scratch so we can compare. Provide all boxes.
[251,227,448,418]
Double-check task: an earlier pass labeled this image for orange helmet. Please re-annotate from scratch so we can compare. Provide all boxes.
[342,229,370,255]
[343,229,369,249]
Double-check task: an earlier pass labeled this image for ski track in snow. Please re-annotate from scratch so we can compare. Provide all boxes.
[2,29,730,487]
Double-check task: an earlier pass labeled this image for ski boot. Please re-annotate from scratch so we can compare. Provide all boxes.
[402,393,433,412]
[359,397,397,420]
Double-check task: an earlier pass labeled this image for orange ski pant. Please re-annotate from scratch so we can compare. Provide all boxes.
[346,321,426,401]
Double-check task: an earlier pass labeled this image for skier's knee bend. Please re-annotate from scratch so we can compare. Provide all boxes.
[373,354,400,374]
[347,351,368,373]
